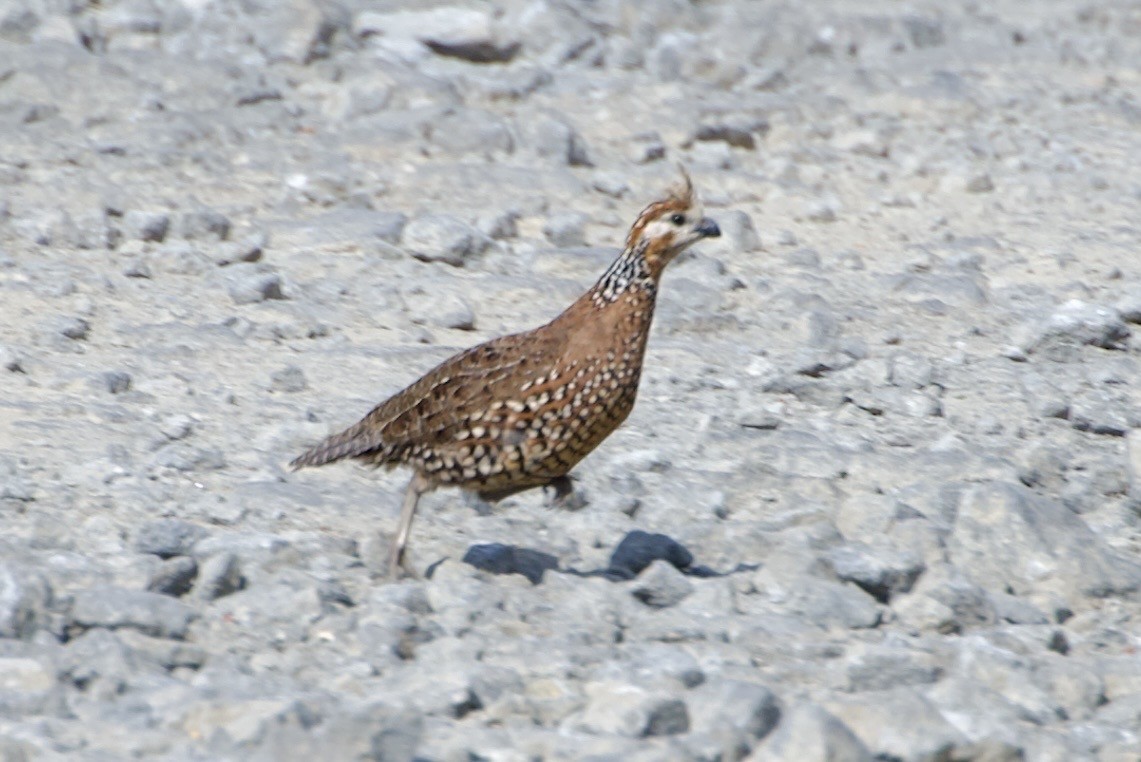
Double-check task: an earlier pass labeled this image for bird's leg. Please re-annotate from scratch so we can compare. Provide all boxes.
[390,473,429,578]
[545,475,587,510]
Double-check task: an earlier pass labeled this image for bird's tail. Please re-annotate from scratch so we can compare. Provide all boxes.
[289,423,385,470]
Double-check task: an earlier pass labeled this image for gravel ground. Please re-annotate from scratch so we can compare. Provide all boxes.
[2,1,1141,760]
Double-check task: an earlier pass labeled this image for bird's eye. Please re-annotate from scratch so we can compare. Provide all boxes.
[669,213,685,226]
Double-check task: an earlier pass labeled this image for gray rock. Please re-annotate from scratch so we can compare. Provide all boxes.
[226,265,286,304]
[135,519,210,559]
[629,131,666,164]
[693,116,769,150]
[250,701,423,762]
[0,344,24,373]
[95,369,131,392]
[748,703,872,762]
[1114,287,1141,324]
[569,682,689,738]
[402,214,488,267]
[0,657,59,717]
[530,113,591,166]
[824,688,966,762]
[688,679,781,753]
[179,208,231,241]
[194,553,244,601]
[53,316,90,341]
[630,560,694,608]
[354,8,518,63]
[69,587,196,639]
[543,212,589,248]
[269,364,308,393]
[825,542,925,603]
[147,556,198,597]
[948,482,1141,600]
[122,210,170,242]
[705,209,760,255]
[209,231,267,266]
[475,209,519,240]
[0,564,52,639]
[844,642,944,691]
[1023,300,1130,356]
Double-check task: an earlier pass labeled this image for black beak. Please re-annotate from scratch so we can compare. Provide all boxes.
[696,218,721,238]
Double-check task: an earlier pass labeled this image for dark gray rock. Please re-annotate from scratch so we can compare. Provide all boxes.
[69,587,196,639]
[462,543,558,584]
[607,531,693,580]
[97,370,132,394]
[148,556,199,597]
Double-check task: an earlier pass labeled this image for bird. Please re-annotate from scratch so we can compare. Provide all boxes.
[290,171,721,577]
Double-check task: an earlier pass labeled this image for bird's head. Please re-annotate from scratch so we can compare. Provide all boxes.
[625,170,721,279]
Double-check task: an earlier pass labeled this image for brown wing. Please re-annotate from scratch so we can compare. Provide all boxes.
[289,325,568,470]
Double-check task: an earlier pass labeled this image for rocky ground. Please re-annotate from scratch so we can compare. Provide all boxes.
[1,0,1140,760]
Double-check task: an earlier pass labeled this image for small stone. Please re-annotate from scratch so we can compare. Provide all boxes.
[123,259,152,278]
[269,365,308,393]
[135,519,210,558]
[904,16,946,48]
[749,703,873,761]
[0,657,57,717]
[210,231,268,266]
[227,266,286,304]
[1023,299,1130,355]
[531,114,591,166]
[629,132,666,164]
[403,214,488,267]
[1114,288,1141,324]
[99,371,132,394]
[0,344,24,373]
[147,556,198,597]
[694,117,769,150]
[630,560,694,608]
[55,317,91,341]
[462,544,558,584]
[826,543,925,603]
[475,209,519,240]
[543,212,589,247]
[591,173,630,199]
[179,208,231,241]
[122,210,170,242]
[0,564,51,639]
[573,682,689,738]
[70,587,196,639]
[194,553,244,601]
[966,174,995,193]
[804,200,839,223]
